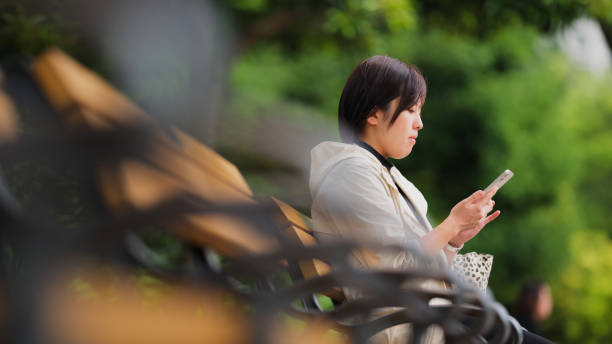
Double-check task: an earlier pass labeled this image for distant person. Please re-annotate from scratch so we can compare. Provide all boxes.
[513,281,554,335]
[310,55,554,343]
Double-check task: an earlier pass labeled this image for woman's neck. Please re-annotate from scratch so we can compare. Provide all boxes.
[358,135,387,158]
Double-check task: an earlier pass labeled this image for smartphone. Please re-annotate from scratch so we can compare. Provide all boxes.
[484,169,514,192]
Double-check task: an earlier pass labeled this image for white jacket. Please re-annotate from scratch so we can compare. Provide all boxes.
[309,141,447,344]
[310,141,448,268]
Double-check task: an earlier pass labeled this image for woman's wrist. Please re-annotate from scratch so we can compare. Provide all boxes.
[441,216,462,238]
[443,215,466,250]
[423,218,461,257]
[448,237,464,248]
[445,241,464,252]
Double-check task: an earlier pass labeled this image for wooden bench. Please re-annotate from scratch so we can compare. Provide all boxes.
[271,196,345,304]
[33,49,277,258]
[3,48,354,344]
[32,48,341,285]
[27,48,523,344]
[30,46,356,330]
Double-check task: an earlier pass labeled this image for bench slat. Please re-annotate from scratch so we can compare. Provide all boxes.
[32,48,146,129]
[271,197,345,302]
[0,71,19,142]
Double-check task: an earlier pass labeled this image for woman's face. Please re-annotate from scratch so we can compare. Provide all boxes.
[369,97,424,159]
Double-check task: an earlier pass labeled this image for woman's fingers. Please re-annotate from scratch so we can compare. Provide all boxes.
[472,199,495,218]
[483,210,501,225]
[466,190,484,202]
[484,186,498,199]
[467,187,497,206]
[484,200,495,214]
[474,187,498,206]
[453,191,499,231]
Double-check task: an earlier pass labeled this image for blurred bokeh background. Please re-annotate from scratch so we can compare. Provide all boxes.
[2,0,612,342]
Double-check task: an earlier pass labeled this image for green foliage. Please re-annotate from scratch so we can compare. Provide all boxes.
[557,72,612,233]
[548,230,612,343]
[225,0,418,51]
[315,294,335,311]
[0,4,77,57]
[228,0,269,12]
[416,0,590,36]
[230,45,356,116]
[585,0,612,22]
[137,228,197,271]
[324,0,417,39]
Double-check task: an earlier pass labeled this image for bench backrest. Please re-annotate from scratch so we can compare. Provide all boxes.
[32,48,347,303]
[32,48,275,257]
[32,48,147,129]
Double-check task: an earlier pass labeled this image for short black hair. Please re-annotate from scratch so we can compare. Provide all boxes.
[338,55,427,143]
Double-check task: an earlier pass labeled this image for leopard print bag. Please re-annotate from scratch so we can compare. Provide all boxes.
[452,252,493,293]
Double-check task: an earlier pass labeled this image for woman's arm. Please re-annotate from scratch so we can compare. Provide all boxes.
[419,188,500,264]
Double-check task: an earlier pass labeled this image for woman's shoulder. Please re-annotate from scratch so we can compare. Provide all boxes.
[311,141,382,171]
[311,142,383,181]
[310,141,387,200]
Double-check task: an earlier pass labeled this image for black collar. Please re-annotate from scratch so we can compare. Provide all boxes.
[357,141,394,171]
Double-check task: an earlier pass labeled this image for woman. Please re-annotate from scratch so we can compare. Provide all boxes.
[309,55,552,343]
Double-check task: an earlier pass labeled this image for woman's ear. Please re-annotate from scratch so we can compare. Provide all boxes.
[366,108,383,126]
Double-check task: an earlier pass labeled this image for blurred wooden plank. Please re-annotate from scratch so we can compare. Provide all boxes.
[271,197,345,302]
[31,48,146,129]
[271,197,329,274]
[173,128,253,197]
[145,140,253,204]
[43,266,252,344]
[0,70,19,142]
[30,49,280,267]
[31,49,250,199]
[175,214,278,255]
[272,196,312,234]
[270,319,347,344]
[99,160,184,211]
[31,49,252,205]
[97,144,274,256]
[98,156,273,256]
[42,265,347,344]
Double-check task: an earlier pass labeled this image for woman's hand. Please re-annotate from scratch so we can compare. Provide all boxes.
[446,188,501,247]
[420,188,500,259]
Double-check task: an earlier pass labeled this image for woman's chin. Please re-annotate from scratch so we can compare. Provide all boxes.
[391,148,412,160]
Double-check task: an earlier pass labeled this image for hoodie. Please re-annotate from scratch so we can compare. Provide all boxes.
[309,141,447,344]
[310,141,448,269]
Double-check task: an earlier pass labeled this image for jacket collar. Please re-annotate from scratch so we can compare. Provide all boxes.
[357,141,394,171]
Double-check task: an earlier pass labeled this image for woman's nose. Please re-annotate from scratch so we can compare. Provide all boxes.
[414,116,423,130]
